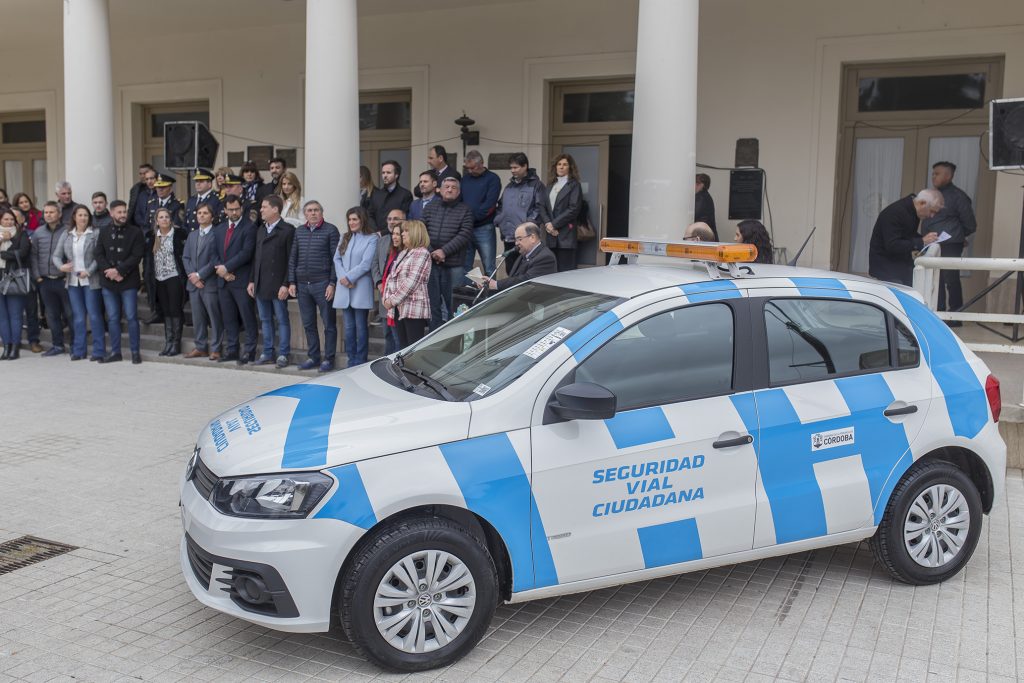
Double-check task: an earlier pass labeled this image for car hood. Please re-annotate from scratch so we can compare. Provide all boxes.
[195,362,472,477]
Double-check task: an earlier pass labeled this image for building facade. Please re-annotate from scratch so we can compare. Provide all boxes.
[1,0,1022,301]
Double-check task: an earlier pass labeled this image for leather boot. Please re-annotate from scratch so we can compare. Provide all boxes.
[159,321,173,356]
[8,345,19,360]
[168,317,183,357]
[0,344,10,360]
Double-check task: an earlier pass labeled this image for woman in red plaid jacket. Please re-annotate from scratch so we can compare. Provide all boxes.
[382,219,432,347]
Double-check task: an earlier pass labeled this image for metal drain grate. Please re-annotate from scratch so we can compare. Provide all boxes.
[0,536,78,575]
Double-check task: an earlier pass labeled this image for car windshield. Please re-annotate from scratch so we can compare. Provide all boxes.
[395,283,623,401]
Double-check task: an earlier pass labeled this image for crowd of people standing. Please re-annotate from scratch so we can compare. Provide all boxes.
[0,145,594,369]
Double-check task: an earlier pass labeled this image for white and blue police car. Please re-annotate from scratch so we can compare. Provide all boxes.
[180,238,1005,671]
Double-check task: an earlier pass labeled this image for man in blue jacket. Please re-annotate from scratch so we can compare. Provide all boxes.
[213,195,257,364]
[460,150,501,283]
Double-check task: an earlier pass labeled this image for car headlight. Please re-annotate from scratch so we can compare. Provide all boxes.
[210,472,334,519]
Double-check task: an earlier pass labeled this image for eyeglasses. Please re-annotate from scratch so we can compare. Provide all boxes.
[514,235,528,242]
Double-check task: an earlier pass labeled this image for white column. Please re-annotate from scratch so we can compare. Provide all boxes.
[628,0,700,241]
[304,0,360,219]
[62,0,116,201]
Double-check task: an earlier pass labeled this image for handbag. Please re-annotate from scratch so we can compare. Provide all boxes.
[0,248,32,297]
[575,199,596,242]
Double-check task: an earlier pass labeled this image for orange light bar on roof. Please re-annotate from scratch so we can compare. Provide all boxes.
[599,238,758,263]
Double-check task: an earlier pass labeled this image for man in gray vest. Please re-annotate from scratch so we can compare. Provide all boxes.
[921,161,977,323]
[182,203,223,360]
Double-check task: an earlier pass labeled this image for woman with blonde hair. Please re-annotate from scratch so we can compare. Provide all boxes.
[214,166,233,199]
[276,171,305,227]
[382,219,432,347]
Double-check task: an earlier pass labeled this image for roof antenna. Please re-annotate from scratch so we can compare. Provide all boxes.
[788,226,816,266]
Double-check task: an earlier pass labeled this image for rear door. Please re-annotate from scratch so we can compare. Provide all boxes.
[734,288,932,548]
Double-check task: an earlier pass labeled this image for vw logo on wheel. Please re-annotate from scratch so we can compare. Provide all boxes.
[417,594,432,607]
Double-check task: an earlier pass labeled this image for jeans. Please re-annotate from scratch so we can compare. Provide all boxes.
[384,325,400,355]
[101,287,140,354]
[462,223,497,283]
[0,293,26,346]
[67,285,105,358]
[38,278,71,349]
[256,296,291,358]
[428,265,464,331]
[341,307,369,366]
[296,280,336,363]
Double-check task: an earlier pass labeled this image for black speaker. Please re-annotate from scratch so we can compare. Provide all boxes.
[163,121,219,169]
[990,98,1024,170]
[735,138,759,168]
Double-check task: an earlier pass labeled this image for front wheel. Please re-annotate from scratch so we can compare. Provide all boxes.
[871,460,982,585]
[339,516,498,671]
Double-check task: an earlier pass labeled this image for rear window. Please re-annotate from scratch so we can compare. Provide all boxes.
[764,298,890,385]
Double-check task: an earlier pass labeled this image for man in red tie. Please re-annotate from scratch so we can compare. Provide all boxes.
[213,195,258,364]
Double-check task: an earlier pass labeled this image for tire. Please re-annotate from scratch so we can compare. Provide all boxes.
[870,460,982,585]
[339,516,499,672]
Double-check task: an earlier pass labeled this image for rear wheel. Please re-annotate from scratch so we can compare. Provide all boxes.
[871,461,982,585]
[339,516,498,671]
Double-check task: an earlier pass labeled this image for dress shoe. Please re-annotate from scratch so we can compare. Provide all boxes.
[318,360,335,373]
[218,353,239,363]
[208,352,220,361]
[70,354,84,361]
[131,352,142,364]
[99,353,123,364]
[30,343,43,353]
[254,355,274,366]
[42,346,65,357]
[236,355,249,366]
[184,349,208,359]
[298,359,319,371]
[89,355,103,362]
[275,355,289,369]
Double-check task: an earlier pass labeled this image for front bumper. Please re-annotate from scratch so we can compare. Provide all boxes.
[179,474,365,632]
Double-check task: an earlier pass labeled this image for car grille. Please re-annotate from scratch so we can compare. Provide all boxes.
[191,457,217,500]
[185,535,214,589]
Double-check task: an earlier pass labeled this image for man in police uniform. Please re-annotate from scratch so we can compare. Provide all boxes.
[185,168,223,232]
[142,174,185,323]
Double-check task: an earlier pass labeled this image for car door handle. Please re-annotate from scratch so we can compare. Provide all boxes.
[883,405,918,417]
[713,434,753,449]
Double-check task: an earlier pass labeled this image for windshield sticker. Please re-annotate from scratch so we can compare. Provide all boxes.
[472,383,492,397]
[523,326,572,359]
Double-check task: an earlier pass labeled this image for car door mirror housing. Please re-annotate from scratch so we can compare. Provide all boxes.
[550,382,617,421]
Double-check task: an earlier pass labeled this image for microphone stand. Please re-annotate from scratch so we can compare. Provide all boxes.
[472,250,514,305]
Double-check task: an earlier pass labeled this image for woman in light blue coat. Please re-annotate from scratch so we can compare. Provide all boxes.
[333,206,378,367]
[53,205,106,360]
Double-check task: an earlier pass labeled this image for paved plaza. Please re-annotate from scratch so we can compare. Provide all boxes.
[1,355,1023,682]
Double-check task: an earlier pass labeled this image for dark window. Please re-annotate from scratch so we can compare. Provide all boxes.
[2,120,45,144]
[895,319,920,367]
[764,299,890,385]
[563,90,635,123]
[858,73,986,112]
[576,304,734,411]
[359,102,411,130]
[151,111,209,138]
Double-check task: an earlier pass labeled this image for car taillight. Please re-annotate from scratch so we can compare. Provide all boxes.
[985,374,1001,423]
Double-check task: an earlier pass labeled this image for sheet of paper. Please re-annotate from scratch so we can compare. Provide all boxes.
[936,231,952,243]
[465,267,487,285]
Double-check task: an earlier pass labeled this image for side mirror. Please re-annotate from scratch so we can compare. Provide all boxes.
[549,382,617,421]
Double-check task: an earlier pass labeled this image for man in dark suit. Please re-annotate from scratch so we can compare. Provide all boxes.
[184,168,224,232]
[868,189,942,286]
[182,203,223,360]
[486,222,557,292]
[213,195,258,364]
[248,194,295,369]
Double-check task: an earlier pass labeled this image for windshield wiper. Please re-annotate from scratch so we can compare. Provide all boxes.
[393,354,456,401]
[389,353,417,392]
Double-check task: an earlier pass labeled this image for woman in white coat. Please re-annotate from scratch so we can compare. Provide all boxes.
[333,206,378,367]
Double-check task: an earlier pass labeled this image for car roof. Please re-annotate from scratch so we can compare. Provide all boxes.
[531,261,888,299]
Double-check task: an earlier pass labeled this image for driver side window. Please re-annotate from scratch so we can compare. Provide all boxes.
[575,303,735,412]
